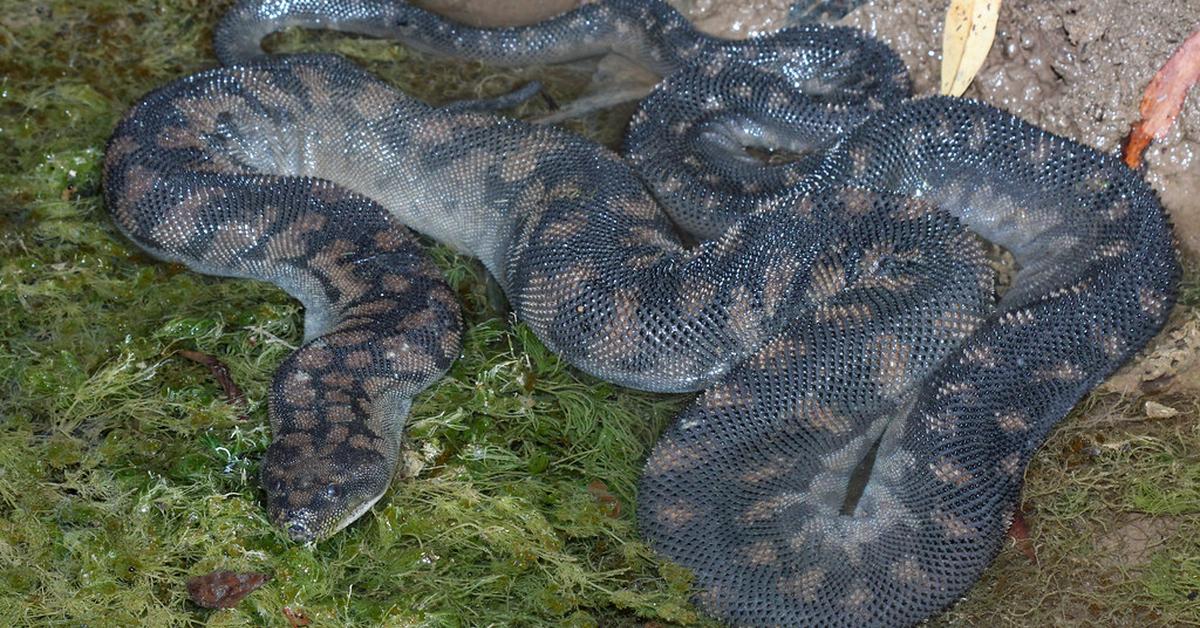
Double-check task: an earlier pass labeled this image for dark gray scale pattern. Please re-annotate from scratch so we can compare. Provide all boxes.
[102,1,1182,625]
[103,55,464,541]
[214,0,908,97]
[625,65,900,238]
[637,100,1179,626]
[216,0,909,241]
[103,52,845,536]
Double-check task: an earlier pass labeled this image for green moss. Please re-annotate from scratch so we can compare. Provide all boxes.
[2,0,1197,625]
[1180,259,1200,307]
[1124,440,1200,516]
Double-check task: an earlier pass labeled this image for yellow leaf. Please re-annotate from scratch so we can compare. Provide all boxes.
[940,0,1001,96]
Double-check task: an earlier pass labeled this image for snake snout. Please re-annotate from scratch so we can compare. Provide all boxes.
[281,512,319,543]
[262,440,394,542]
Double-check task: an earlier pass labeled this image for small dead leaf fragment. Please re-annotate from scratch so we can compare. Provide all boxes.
[1144,400,1179,418]
[586,480,622,518]
[1104,313,1200,397]
[1006,508,1038,564]
[941,0,1001,96]
[283,606,312,627]
[178,349,247,409]
[1123,28,1200,168]
[186,571,270,609]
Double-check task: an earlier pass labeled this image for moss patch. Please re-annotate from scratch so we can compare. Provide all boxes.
[1,1,1197,626]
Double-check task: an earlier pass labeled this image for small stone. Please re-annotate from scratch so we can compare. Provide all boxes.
[1144,401,1179,419]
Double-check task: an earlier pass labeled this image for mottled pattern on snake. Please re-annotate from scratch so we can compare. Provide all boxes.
[216,0,914,234]
[104,51,845,536]
[101,0,1181,625]
[103,60,466,539]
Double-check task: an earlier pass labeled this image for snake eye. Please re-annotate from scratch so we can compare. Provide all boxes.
[324,485,340,499]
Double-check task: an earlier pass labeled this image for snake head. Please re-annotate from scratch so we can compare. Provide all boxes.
[260,432,394,543]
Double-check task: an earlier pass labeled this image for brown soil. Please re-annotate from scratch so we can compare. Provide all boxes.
[1104,309,1200,399]
[1095,514,1183,569]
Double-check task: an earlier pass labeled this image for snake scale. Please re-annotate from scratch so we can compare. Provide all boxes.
[102,0,1180,625]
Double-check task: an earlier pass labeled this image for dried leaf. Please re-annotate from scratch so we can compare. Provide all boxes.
[186,571,270,609]
[941,0,1001,96]
[1006,508,1038,564]
[1123,28,1200,168]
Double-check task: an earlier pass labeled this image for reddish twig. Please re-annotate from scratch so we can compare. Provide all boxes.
[283,606,312,627]
[177,349,247,409]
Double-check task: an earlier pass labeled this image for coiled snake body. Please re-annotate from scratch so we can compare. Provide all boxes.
[103,1,1179,625]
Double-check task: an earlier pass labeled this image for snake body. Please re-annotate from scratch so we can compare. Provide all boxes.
[103,1,1180,625]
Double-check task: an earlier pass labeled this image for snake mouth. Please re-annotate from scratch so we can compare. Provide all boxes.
[330,491,386,536]
[280,491,386,543]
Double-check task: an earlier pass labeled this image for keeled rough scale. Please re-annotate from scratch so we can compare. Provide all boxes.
[102,0,1180,625]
